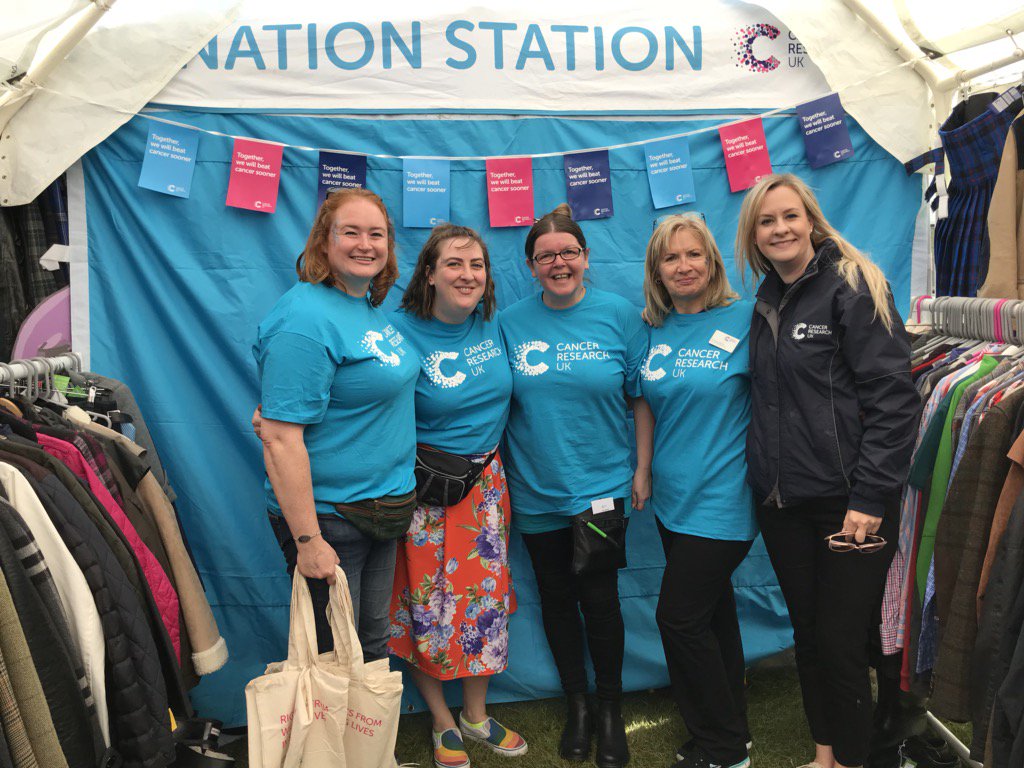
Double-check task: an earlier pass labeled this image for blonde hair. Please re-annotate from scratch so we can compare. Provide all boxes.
[734,173,895,332]
[642,214,738,327]
[295,188,398,307]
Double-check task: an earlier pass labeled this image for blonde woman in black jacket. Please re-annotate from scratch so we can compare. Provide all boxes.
[735,174,918,768]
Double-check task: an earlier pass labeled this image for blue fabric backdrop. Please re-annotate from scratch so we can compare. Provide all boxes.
[82,111,920,725]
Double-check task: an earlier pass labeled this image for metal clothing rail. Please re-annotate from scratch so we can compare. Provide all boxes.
[911,295,1024,344]
[0,353,84,386]
[909,295,1002,768]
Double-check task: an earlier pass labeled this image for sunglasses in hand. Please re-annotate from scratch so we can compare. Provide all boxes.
[824,532,887,553]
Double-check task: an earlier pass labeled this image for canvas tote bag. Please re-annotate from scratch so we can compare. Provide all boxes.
[245,569,351,768]
[329,566,405,768]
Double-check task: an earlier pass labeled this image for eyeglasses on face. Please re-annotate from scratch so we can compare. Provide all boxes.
[531,247,584,265]
[824,532,887,553]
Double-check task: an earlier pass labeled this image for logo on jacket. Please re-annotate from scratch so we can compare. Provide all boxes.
[512,341,549,376]
[424,350,466,389]
[790,322,832,341]
[360,330,402,367]
[642,344,672,381]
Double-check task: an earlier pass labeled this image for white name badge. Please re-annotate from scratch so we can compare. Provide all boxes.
[591,497,616,515]
[709,330,739,354]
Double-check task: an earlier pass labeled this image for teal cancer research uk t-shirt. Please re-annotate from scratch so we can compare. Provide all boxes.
[499,288,648,528]
[389,309,512,455]
[639,299,757,541]
[255,281,419,516]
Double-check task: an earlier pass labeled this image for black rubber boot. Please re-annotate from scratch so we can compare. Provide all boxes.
[559,693,592,761]
[594,698,629,768]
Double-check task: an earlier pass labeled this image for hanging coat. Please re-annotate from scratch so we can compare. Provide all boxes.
[0,572,66,768]
[0,439,190,718]
[0,506,95,768]
[0,463,108,745]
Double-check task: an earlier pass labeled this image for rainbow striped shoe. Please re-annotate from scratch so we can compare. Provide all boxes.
[458,714,528,757]
[432,728,470,768]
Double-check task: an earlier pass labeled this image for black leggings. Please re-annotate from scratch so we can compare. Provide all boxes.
[521,526,624,701]
[757,496,899,767]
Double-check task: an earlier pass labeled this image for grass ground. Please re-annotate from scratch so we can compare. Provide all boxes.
[220,662,973,767]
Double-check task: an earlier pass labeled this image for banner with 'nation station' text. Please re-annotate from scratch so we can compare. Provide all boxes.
[153,5,831,114]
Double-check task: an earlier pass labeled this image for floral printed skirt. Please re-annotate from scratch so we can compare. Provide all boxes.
[388,453,516,680]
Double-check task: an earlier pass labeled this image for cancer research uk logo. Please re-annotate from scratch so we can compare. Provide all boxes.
[643,343,731,380]
[512,341,549,377]
[642,344,673,382]
[733,23,808,73]
[790,322,833,341]
[423,339,503,389]
[425,351,466,389]
[513,339,612,376]
[360,326,404,367]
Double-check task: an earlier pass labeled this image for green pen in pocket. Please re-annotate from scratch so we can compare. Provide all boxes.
[586,521,609,539]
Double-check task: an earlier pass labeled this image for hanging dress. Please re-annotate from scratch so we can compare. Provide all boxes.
[931,87,1022,296]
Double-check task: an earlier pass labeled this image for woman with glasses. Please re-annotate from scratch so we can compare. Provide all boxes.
[386,224,527,768]
[254,188,418,664]
[499,204,647,768]
[735,174,918,768]
[632,215,756,768]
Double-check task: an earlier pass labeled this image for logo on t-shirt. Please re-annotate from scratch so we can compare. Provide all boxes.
[424,350,467,389]
[512,341,549,376]
[360,327,403,367]
[423,338,503,388]
[642,344,672,382]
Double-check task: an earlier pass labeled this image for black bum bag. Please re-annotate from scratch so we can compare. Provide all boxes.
[414,445,496,508]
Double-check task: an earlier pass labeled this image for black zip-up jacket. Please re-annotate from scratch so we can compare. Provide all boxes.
[746,241,920,517]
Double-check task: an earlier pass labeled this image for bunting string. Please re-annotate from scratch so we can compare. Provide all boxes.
[31,56,923,161]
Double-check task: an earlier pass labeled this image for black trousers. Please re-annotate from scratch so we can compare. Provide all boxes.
[757,496,899,767]
[656,521,753,764]
[522,526,624,701]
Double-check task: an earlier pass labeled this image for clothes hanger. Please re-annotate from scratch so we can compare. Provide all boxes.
[29,357,71,408]
[937,298,987,355]
[913,298,952,352]
[0,363,24,418]
[28,358,52,400]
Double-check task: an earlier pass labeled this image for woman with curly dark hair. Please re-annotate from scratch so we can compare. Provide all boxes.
[386,223,526,768]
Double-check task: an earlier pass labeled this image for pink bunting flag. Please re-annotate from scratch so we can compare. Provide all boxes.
[486,157,535,227]
[226,138,284,212]
[718,118,773,193]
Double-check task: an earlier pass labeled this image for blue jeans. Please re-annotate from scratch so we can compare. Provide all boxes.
[269,513,397,661]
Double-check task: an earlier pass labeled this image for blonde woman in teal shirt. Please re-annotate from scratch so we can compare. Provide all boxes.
[634,214,756,768]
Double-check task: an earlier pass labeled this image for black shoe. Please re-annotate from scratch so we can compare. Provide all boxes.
[559,693,592,761]
[898,735,960,768]
[676,739,753,762]
[675,738,697,761]
[671,743,750,768]
[595,699,630,768]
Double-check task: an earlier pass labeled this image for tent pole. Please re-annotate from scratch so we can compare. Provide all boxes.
[839,0,945,90]
[0,0,117,135]
[932,47,1024,93]
[896,6,1024,58]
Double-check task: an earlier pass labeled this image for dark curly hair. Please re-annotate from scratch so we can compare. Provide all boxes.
[402,224,496,320]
